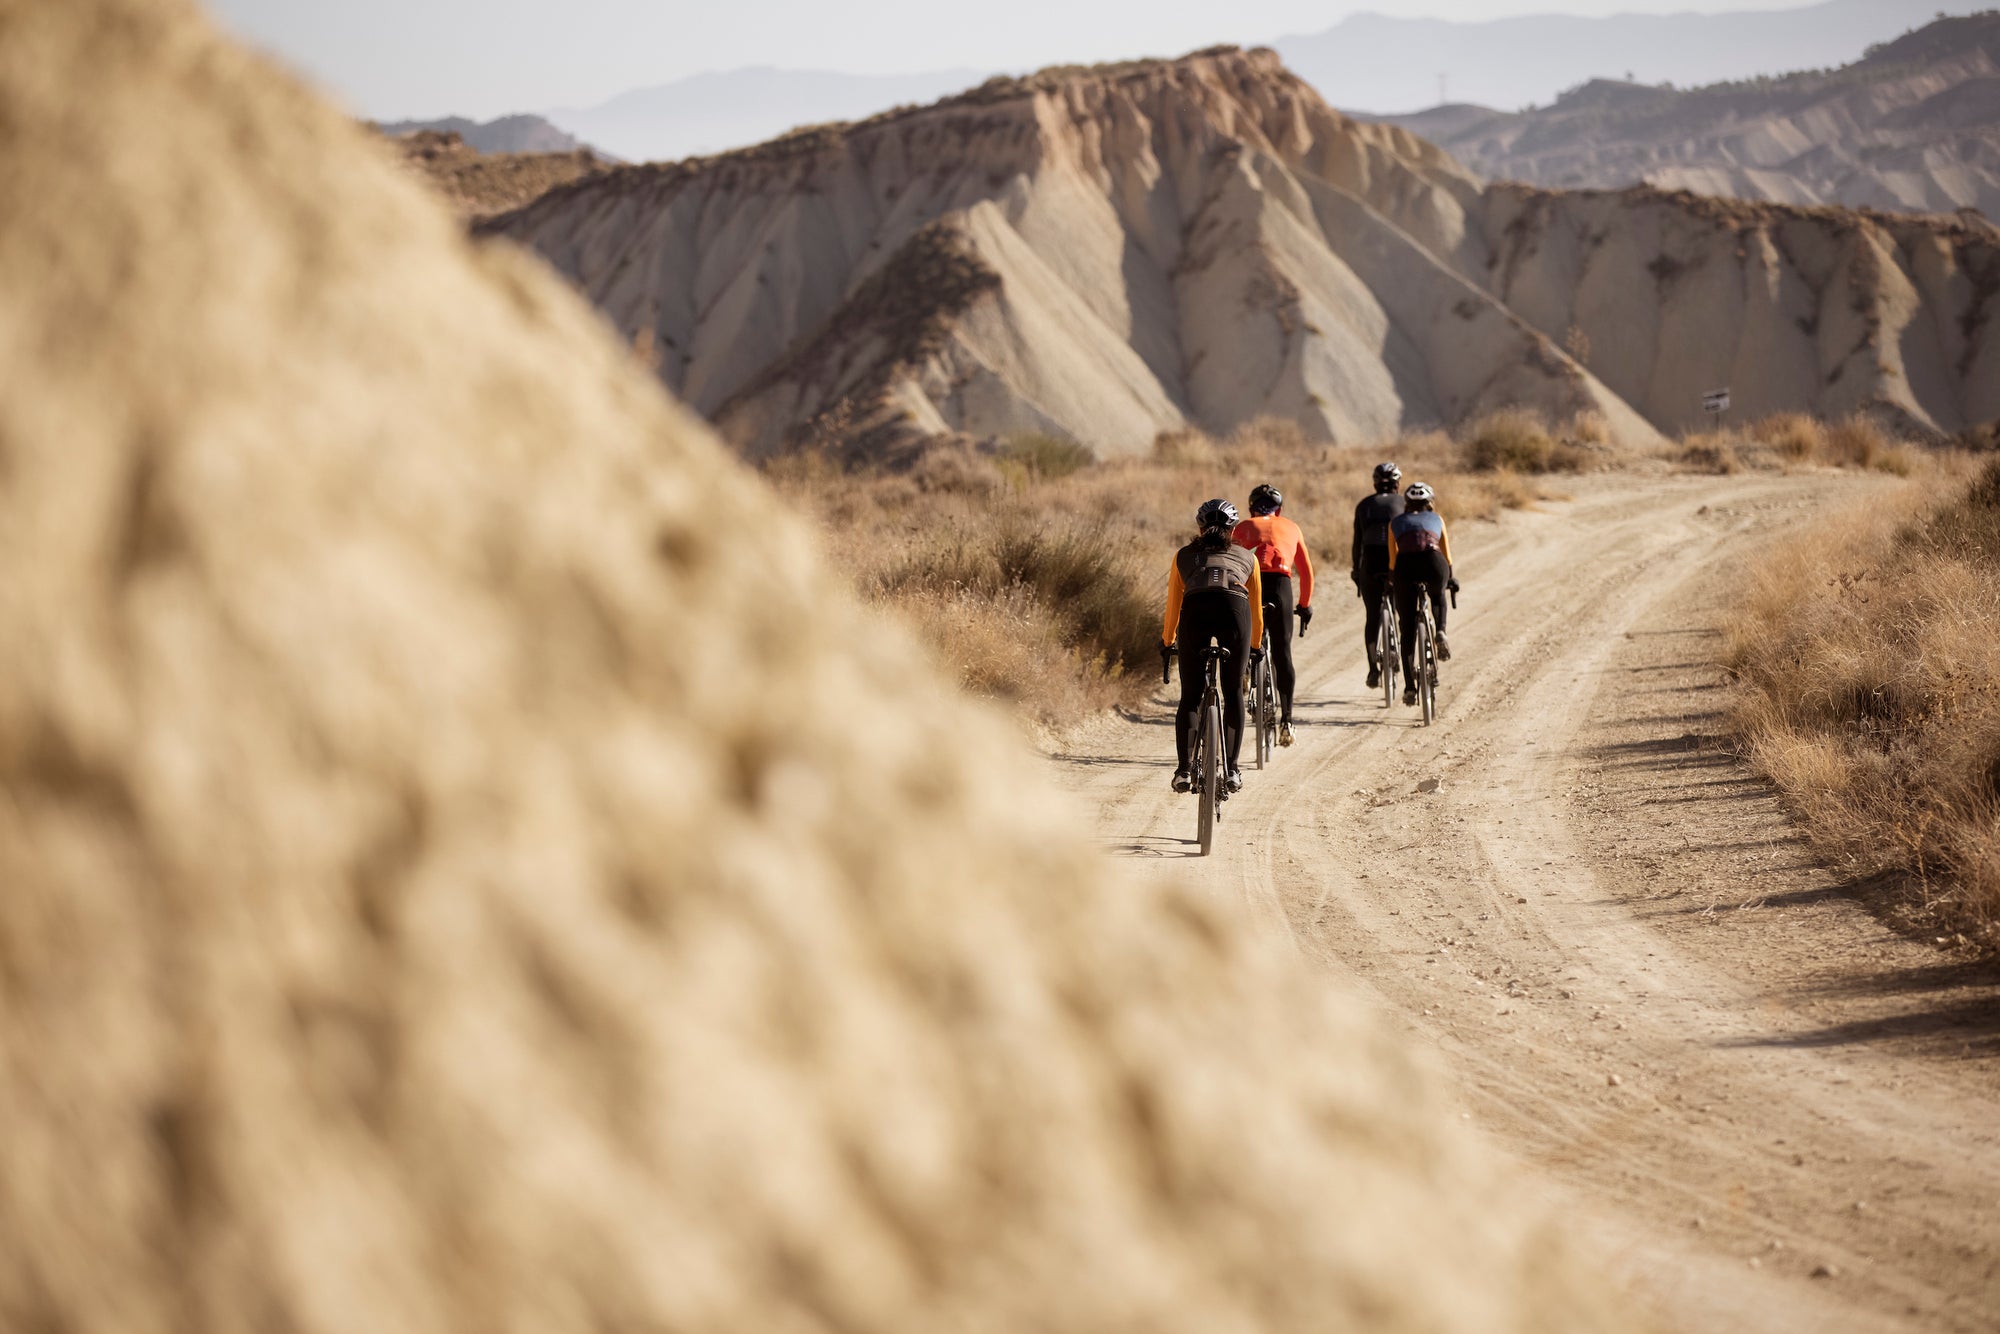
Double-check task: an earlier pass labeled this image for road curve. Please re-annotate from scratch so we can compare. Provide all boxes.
[1055,473,2000,1334]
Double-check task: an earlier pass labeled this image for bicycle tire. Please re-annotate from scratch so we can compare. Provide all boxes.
[1250,658,1267,771]
[1417,616,1436,726]
[1198,694,1220,855]
[1257,633,1275,767]
[1380,594,1398,710]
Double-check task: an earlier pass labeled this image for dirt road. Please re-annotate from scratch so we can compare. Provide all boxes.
[1056,473,2000,1332]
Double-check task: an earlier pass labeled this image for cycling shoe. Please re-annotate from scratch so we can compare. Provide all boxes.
[1437,634,1452,661]
[1224,767,1244,794]
[1279,722,1295,747]
[1171,767,1192,793]
[1403,685,1418,707]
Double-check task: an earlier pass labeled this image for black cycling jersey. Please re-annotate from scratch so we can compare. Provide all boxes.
[1352,490,1406,569]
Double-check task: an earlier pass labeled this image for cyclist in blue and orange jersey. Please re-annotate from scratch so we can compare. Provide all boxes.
[1163,498,1265,795]
[1351,462,1405,688]
[1232,483,1314,747]
[1387,481,1460,707]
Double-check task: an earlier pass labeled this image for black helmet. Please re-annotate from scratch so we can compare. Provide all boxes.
[1373,462,1402,492]
[1248,483,1283,516]
[1196,498,1240,534]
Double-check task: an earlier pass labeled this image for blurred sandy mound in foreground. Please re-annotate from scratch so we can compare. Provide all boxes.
[0,1,1615,1330]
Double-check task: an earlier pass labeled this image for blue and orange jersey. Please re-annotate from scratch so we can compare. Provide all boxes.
[1387,510,1453,569]
[1231,514,1314,609]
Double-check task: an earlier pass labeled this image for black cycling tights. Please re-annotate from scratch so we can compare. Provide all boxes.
[1261,571,1297,722]
[1175,591,1250,770]
[1393,551,1450,680]
[1358,550,1391,663]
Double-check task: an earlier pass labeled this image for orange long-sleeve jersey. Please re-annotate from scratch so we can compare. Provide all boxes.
[1231,514,1314,608]
[1163,548,1264,648]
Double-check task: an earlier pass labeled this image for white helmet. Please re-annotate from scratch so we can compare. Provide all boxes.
[1404,481,1435,503]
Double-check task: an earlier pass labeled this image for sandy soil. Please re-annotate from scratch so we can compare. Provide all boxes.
[1055,473,2000,1333]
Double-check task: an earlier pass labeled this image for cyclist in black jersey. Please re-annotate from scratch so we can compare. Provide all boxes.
[1351,462,1405,688]
[1162,499,1265,795]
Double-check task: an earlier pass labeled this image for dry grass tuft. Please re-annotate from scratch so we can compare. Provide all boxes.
[1727,453,2000,951]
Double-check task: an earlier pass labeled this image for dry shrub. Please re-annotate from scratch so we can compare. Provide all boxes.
[1825,414,1891,469]
[1,2,1626,1330]
[1228,413,1309,455]
[1465,408,1556,472]
[1728,457,2000,950]
[1002,430,1094,481]
[1749,412,1826,461]
[1677,433,1741,474]
[1153,425,1220,467]
[1569,410,1611,447]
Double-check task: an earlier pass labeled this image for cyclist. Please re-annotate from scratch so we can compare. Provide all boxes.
[1351,462,1405,688]
[1162,498,1265,795]
[1232,483,1314,747]
[1387,481,1460,707]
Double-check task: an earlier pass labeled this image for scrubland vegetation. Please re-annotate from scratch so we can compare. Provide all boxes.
[1669,411,1924,476]
[768,416,1567,732]
[1728,453,2000,951]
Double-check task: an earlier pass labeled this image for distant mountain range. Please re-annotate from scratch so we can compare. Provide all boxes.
[1276,0,1985,115]
[1371,11,2000,215]
[544,69,985,164]
[376,113,588,156]
[514,0,1980,166]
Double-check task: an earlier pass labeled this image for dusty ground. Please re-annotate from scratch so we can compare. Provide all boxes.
[1055,473,2000,1333]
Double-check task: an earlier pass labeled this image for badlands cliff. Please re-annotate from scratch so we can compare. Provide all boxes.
[484,49,1658,459]
[487,45,2000,458]
[0,0,1615,1329]
[386,127,608,221]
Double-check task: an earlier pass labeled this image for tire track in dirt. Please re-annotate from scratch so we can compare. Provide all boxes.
[1054,473,2000,1334]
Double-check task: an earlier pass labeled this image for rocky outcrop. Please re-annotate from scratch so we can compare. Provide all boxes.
[1482,185,2000,434]
[1379,13,2000,219]
[485,48,1654,459]
[0,1,1616,1330]
[385,127,608,221]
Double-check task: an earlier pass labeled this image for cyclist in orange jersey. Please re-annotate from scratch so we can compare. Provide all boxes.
[1231,483,1314,747]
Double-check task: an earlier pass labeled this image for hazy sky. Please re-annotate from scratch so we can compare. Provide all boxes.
[209,0,1832,120]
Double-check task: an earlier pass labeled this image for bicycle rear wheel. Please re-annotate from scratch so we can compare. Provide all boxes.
[1257,635,1275,767]
[1416,617,1436,726]
[1198,697,1220,855]
[1250,658,1268,770]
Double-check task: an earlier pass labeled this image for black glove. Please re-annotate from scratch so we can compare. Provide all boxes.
[1249,648,1265,666]
[1349,568,1361,588]
[1447,578,1461,594]
[1296,605,1313,637]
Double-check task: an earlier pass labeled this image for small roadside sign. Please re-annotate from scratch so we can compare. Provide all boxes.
[1703,388,1731,414]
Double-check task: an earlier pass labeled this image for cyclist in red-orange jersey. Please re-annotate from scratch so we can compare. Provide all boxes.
[1231,483,1314,747]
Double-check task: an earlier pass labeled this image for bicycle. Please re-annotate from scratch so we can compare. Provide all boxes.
[1411,584,1457,726]
[1165,643,1233,856]
[1376,583,1399,710]
[1246,631,1276,769]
